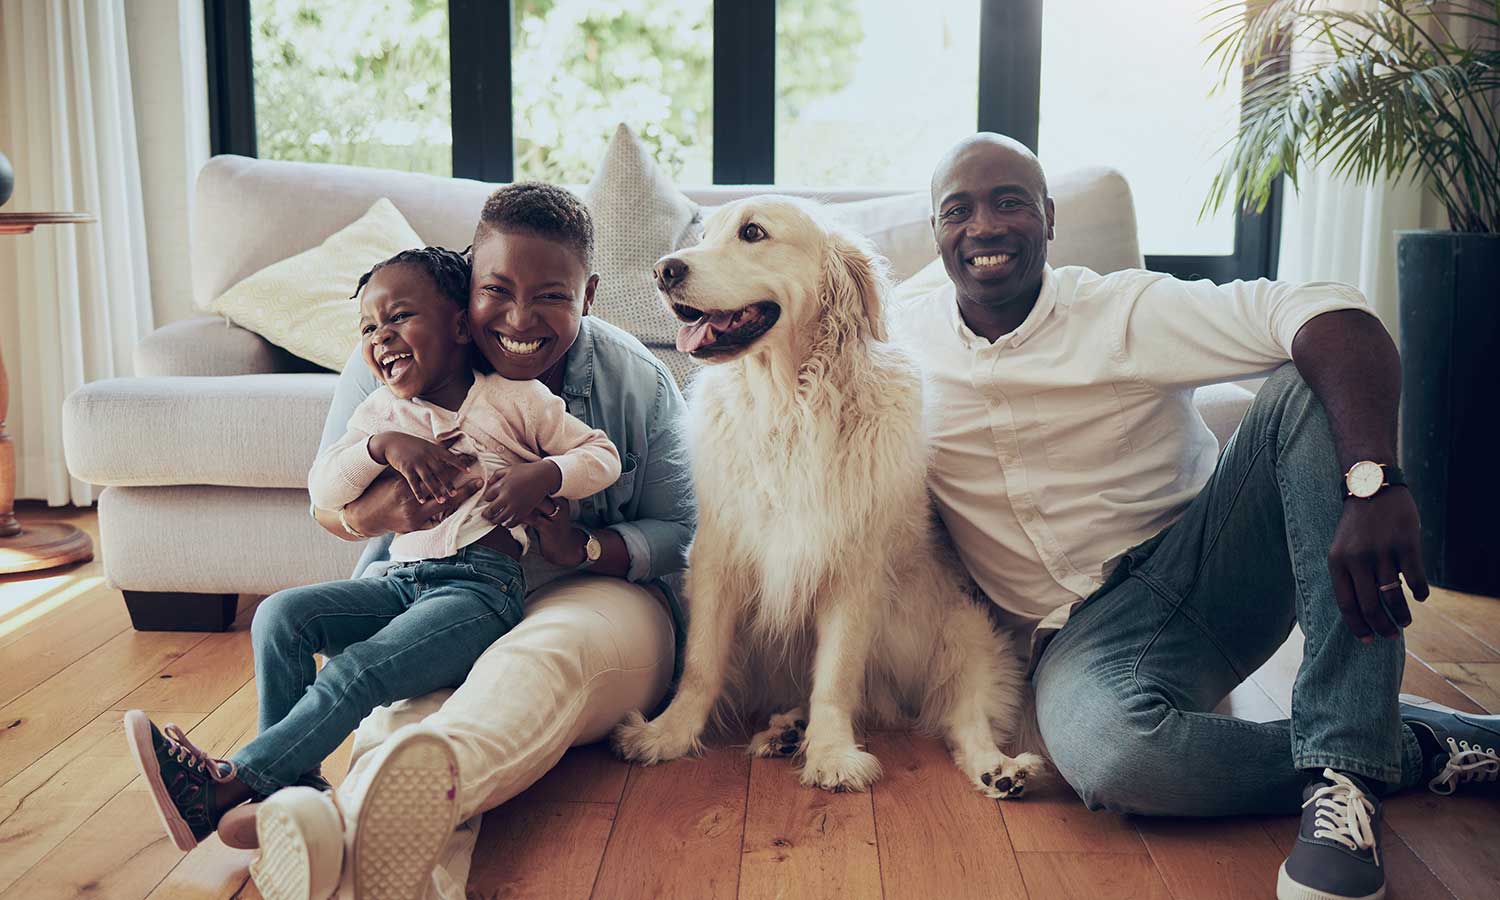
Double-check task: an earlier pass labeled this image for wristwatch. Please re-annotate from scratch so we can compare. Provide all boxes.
[574,527,603,569]
[1343,461,1406,499]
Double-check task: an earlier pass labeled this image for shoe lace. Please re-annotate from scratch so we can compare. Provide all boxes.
[1427,737,1500,796]
[1304,768,1379,865]
[162,723,237,783]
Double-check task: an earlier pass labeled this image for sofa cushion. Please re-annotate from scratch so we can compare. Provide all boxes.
[209,198,423,371]
[64,374,336,489]
[135,315,323,377]
[583,125,701,387]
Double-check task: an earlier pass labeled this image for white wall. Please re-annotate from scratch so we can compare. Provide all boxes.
[124,0,210,326]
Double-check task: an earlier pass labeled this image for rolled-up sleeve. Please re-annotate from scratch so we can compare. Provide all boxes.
[1116,275,1378,389]
[607,370,696,583]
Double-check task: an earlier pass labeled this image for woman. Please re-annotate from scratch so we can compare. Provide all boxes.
[241,183,692,900]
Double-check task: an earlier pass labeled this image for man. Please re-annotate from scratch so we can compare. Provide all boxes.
[895,133,1499,900]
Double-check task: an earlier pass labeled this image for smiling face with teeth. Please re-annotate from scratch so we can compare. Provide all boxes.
[930,134,1055,335]
[358,264,474,405]
[467,230,596,387]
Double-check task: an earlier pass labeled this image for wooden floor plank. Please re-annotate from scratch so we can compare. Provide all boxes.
[0,576,125,708]
[1383,791,1500,900]
[1428,662,1500,713]
[591,747,750,900]
[0,788,184,900]
[1248,627,1302,715]
[1400,655,1488,713]
[515,742,631,805]
[998,777,1144,854]
[1135,818,1285,900]
[867,732,1027,900]
[467,793,616,900]
[0,628,206,787]
[1213,678,1287,724]
[738,755,881,900]
[1016,851,1172,900]
[114,627,257,715]
[1403,606,1500,664]
[1424,589,1500,653]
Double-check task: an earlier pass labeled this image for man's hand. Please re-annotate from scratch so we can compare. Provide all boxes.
[369,432,478,503]
[1327,486,1430,642]
[481,461,563,528]
[344,467,481,536]
[521,499,588,567]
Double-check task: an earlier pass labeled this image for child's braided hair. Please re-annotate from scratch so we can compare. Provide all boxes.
[352,246,471,308]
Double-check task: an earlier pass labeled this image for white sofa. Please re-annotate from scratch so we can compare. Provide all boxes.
[63,154,1253,630]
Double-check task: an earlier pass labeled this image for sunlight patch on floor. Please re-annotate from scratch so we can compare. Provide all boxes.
[0,575,104,639]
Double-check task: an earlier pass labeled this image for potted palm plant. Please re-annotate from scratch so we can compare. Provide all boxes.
[1205,0,1499,595]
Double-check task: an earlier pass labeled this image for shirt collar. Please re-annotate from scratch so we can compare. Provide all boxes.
[561,317,597,397]
[948,264,1059,350]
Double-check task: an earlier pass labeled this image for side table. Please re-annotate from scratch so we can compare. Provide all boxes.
[1,211,98,573]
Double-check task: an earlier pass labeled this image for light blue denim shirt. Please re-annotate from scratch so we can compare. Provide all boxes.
[319,316,695,660]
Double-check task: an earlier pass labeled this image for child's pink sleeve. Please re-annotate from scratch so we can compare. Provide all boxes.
[523,385,621,499]
[307,392,392,509]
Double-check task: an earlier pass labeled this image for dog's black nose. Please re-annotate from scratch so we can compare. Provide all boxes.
[654,257,688,291]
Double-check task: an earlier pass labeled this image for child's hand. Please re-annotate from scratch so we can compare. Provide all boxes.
[481,460,563,528]
[369,432,477,503]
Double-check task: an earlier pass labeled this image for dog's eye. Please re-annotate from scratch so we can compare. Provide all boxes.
[739,222,768,243]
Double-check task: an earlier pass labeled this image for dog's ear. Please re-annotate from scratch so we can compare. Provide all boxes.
[821,228,890,343]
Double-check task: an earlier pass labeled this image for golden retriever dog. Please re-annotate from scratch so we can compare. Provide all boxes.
[610,196,1043,797]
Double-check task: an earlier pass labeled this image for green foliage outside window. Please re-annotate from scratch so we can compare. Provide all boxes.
[251,0,862,183]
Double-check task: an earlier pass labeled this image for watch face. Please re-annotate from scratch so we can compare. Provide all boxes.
[1346,461,1384,498]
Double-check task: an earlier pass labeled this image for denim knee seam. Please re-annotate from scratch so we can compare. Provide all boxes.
[252,609,504,789]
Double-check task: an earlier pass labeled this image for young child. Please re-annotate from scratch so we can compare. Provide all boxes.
[123,245,620,851]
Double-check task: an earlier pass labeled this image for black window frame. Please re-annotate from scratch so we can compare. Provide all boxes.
[205,0,1280,280]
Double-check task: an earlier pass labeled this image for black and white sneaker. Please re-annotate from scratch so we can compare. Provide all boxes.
[1400,694,1500,794]
[1277,769,1384,900]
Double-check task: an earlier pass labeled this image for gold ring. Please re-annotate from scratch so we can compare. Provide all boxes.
[544,505,560,519]
[1379,580,1403,593]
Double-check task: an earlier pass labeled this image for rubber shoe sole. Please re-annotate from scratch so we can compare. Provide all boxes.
[1277,862,1386,900]
[250,787,344,900]
[122,709,199,852]
[352,729,461,900]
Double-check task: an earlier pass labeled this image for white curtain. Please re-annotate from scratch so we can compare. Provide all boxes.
[0,0,153,506]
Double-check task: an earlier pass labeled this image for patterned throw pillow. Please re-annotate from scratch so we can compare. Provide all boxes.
[583,124,701,388]
[210,198,422,371]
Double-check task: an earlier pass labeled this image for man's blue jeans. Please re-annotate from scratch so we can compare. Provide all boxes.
[1032,364,1425,816]
[230,544,524,797]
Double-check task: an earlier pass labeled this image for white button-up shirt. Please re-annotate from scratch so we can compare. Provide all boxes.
[892,265,1373,650]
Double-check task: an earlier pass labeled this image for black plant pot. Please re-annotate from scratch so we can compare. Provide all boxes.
[1397,231,1500,597]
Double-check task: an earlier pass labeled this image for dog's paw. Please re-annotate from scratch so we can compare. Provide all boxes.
[610,711,701,765]
[748,708,807,759]
[800,743,883,793]
[972,752,1046,800]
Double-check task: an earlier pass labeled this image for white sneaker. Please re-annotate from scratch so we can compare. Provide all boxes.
[249,787,345,900]
[351,727,461,900]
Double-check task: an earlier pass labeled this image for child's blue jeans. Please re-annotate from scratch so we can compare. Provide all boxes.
[230,543,524,796]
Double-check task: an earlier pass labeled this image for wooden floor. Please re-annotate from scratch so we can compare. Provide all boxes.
[2,504,1498,899]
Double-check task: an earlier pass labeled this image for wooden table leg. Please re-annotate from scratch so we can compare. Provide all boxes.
[0,339,94,573]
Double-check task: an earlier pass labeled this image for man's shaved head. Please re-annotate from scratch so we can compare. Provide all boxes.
[930,133,1048,209]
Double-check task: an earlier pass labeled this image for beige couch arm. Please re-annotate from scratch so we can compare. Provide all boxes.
[134,316,323,377]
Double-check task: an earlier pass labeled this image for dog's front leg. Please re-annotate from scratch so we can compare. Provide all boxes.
[611,565,738,765]
[800,590,883,792]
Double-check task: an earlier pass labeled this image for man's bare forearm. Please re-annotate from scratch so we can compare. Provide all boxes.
[1289,309,1401,472]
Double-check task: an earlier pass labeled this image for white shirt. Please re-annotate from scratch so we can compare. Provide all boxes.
[892,265,1373,650]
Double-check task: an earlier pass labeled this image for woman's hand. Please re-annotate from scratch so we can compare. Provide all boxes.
[344,468,480,536]
[520,499,588,567]
[481,461,563,528]
[370,432,478,503]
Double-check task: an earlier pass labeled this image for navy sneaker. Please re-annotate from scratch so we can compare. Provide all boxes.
[1400,694,1500,794]
[1277,769,1384,900]
[123,709,238,851]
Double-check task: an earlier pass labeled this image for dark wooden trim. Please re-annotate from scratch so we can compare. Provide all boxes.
[123,590,239,632]
[713,0,775,184]
[203,0,257,157]
[977,0,1043,151]
[450,0,513,182]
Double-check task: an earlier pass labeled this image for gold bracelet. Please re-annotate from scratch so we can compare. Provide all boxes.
[338,506,369,540]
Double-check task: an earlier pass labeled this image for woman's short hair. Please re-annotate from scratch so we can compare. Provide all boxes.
[474,182,594,268]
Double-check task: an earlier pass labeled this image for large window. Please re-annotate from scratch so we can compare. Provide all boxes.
[250,0,452,176]
[207,0,1282,279]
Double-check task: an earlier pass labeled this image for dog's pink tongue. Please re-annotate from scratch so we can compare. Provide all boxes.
[676,311,737,353]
